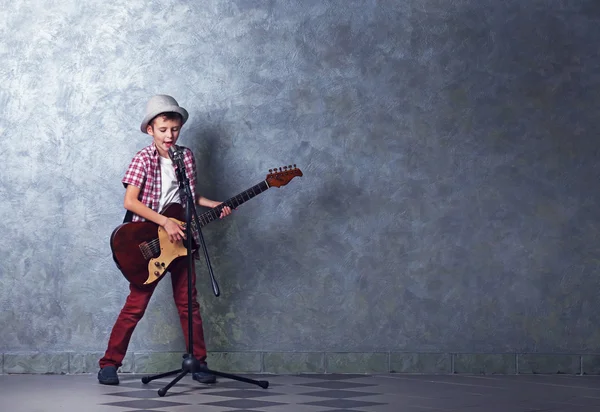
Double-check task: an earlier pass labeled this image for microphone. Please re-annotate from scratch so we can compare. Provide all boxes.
[168,145,183,161]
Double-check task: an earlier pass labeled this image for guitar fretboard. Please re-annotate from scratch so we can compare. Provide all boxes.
[190,181,270,239]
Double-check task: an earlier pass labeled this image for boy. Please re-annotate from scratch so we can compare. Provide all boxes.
[98,95,232,385]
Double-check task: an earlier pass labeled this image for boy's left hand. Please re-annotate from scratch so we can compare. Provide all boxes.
[218,203,233,219]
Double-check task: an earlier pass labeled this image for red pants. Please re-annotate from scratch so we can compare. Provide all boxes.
[99,258,207,369]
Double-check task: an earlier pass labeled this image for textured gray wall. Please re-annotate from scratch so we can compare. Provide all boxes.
[2,0,600,369]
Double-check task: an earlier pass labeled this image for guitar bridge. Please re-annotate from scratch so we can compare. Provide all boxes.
[139,242,154,260]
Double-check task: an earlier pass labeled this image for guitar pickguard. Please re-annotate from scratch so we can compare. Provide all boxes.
[144,218,188,284]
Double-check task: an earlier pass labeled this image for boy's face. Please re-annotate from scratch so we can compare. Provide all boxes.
[147,115,183,158]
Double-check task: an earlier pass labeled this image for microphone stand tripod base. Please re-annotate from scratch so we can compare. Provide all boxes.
[141,354,269,396]
[140,354,203,397]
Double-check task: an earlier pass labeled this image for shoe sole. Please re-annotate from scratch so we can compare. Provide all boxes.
[98,378,119,385]
[193,377,216,384]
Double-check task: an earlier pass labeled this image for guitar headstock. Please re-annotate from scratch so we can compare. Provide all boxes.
[266,164,303,187]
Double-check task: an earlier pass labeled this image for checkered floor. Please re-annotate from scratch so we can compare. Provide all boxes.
[2,372,600,411]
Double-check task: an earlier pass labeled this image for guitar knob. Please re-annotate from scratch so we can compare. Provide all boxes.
[154,271,159,276]
[161,262,165,267]
[154,262,160,267]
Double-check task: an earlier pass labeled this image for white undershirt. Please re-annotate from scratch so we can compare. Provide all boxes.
[158,156,181,212]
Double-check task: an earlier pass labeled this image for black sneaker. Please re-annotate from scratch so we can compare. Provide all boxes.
[98,366,119,385]
[192,364,216,384]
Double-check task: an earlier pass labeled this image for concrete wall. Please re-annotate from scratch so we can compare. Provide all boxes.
[2,0,600,374]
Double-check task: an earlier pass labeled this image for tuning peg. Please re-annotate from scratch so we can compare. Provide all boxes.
[288,164,292,169]
[283,166,288,170]
[293,164,296,168]
[279,167,282,171]
[269,169,272,173]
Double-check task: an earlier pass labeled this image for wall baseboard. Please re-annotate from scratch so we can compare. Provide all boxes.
[1,351,598,375]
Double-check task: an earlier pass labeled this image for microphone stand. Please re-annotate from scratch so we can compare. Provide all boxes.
[141,146,269,397]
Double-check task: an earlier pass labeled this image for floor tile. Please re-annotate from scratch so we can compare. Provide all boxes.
[2,373,600,412]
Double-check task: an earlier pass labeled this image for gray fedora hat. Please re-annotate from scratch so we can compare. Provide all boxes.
[140,94,189,134]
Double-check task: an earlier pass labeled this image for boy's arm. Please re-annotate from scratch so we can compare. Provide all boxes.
[124,185,185,242]
[197,196,221,208]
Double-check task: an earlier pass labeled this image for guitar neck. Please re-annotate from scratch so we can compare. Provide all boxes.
[196,180,270,228]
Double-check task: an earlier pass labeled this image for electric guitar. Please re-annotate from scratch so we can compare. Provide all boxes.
[110,165,303,287]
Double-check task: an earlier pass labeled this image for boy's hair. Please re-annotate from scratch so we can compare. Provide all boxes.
[148,111,184,129]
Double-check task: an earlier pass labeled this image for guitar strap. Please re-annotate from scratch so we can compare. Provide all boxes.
[123,210,134,223]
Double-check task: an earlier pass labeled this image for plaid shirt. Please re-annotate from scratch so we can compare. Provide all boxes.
[122,142,197,222]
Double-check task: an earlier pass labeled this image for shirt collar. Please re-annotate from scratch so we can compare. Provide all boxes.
[150,141,159,157]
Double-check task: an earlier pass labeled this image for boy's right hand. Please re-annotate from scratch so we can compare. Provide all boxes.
[163,218,186,243]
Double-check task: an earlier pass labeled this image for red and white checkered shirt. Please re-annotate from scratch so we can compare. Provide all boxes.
[122,142,197,222]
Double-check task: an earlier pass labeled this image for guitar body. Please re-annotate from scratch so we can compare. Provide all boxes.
[110,203,194,287]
